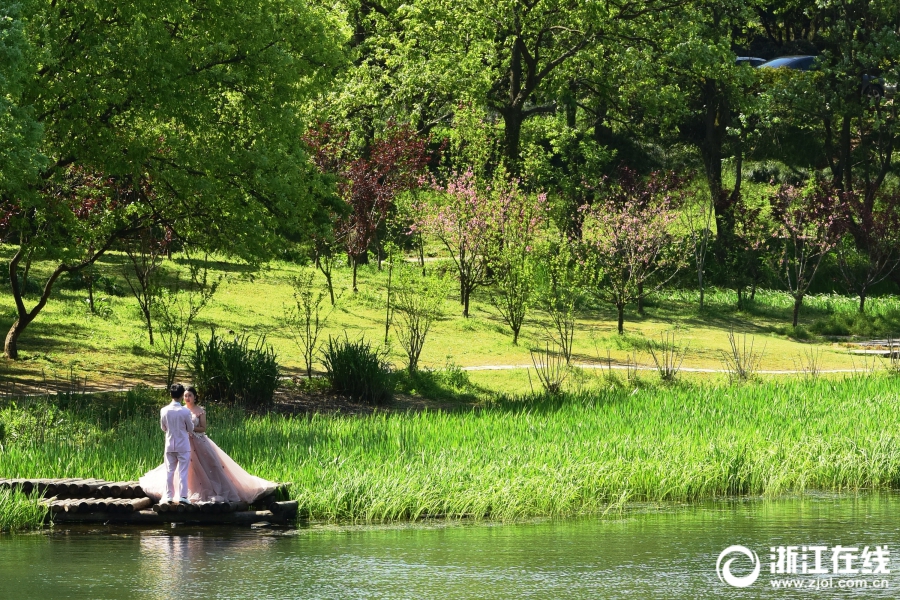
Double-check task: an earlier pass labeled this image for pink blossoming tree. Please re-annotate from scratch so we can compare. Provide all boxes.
[768,181,847,327]
[414,170,495,318]
[579,169,688,334]
[487,180,548,344]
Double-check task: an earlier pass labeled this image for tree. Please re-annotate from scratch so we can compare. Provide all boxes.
[835,191,900,314]
[304,120,431,292]
[157,251,222,387]
[768,180,845,327]
[0,3,44,228]
[284,269,333,379]
[392,264,449,373]
[534,235,580,364]
[2,0,344,358]
[325,0,682,173]
[488,181,547,344]
[123,226,171,345]
[580,169,687,334]
[752,0,900,292]
[723,193,769,311]
[416,170,495,317]
[684,189,715,309]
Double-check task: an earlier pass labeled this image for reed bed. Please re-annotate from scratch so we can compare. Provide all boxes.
[2,376,900,523]
[0,488,47,531]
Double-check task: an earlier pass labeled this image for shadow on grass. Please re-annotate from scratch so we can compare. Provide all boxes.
[391,368,486,404]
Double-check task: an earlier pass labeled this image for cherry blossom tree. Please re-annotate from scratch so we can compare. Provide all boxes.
[414,170,495,318]
[768,181,846,327]
[579,169,688,334]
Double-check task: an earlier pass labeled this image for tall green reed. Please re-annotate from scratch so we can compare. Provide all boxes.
[2,376,900,524]
[0,489,47,532]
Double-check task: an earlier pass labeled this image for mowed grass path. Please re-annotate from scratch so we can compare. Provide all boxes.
[1,247,896,393]
[2,376,900,522]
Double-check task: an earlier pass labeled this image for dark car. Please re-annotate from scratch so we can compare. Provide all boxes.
[861,74,897,98]
[736,56,766,68]
[758,56,817,71]
[758,55,894,98]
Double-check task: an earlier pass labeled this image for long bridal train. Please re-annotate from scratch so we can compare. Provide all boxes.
[140,432,275,503]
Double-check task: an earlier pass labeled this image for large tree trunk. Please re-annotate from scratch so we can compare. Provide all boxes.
[698,79,741,269]
[502,107,523,170]
[5,250,66,359]
[5,244,112,359]
[5,316,32,361]
[859,290,867,314]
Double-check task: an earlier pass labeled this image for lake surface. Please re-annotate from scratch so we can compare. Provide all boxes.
[3,493,900,598]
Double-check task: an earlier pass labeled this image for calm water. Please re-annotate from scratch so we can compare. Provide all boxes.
[4,494,900,598]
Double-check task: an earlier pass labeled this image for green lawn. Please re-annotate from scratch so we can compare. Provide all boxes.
[0,246,898,395]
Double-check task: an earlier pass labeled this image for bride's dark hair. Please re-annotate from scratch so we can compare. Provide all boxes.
[185,385,198,399]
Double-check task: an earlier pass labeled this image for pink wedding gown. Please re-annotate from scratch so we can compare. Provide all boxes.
[140,408,276,503]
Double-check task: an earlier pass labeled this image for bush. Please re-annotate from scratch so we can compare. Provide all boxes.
[321,335,393,404]
[190,330,280,407]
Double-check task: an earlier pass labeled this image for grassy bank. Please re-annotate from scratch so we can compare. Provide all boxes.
[2,376,900,523]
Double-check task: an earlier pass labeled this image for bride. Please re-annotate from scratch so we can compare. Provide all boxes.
[140,386,276,504]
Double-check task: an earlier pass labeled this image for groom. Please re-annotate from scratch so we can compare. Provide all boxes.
[160,383,194,504]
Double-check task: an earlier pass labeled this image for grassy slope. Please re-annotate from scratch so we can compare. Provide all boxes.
[1,246,897,394]
[2,377,900,522]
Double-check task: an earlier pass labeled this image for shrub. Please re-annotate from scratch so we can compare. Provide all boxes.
[190,330,280,407]
[321,335,393,404]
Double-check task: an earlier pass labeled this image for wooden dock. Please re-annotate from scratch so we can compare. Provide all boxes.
[0,478,297,526]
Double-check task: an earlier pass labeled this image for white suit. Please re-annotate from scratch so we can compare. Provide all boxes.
[160,400,194,499]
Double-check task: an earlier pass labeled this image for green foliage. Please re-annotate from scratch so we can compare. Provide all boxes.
[0,3,44,200]
[190,331,280,407]
[321,335,393,404]
[810,311,900,338]
[0,0,346,358]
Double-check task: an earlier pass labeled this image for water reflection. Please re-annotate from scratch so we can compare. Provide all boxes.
[2,494,900,598]
[137,530,279,598]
